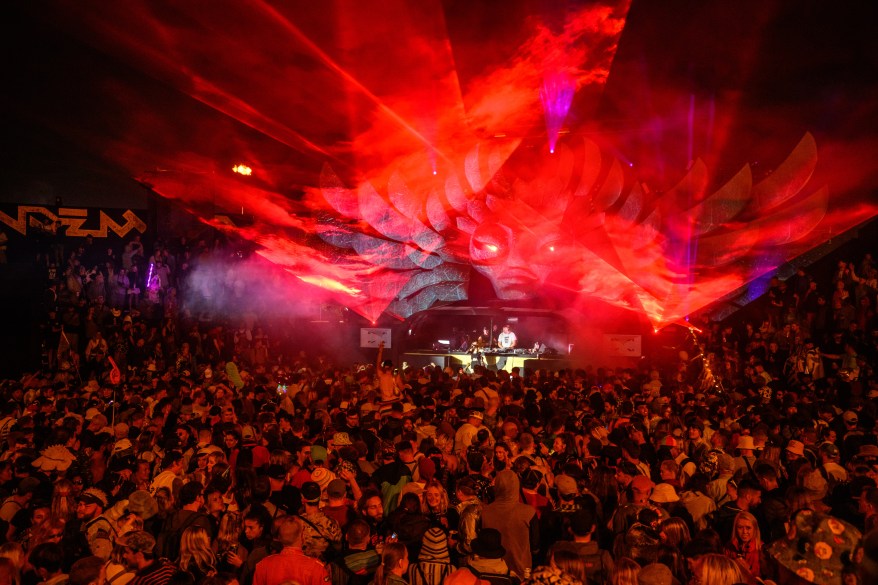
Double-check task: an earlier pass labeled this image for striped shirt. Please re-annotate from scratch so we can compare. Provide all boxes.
[130,559,178,585]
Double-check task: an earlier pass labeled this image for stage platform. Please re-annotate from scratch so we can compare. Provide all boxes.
[400,350,570,373]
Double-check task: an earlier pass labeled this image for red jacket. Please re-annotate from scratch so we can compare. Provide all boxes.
[253,547,329,585]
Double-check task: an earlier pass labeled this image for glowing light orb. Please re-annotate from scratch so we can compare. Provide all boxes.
[232,164,253,176]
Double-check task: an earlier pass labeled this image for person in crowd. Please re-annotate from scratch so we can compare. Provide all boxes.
[407,527,453,585]
[117,530,179,585]
[373,542,409,585]
[28,543,68,585]
[330,518,381,585]
[481,470,537,579]
[252,516,329,585]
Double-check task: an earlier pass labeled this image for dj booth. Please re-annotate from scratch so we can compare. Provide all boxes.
[401,349,569,373]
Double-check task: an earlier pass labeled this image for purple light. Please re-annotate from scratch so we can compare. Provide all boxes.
[540,73,575,154]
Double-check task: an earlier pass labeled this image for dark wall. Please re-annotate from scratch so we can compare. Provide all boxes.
[0,264,45,377]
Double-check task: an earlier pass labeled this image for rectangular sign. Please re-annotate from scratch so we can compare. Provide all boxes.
[361,328,391,348]
[604,334,642,357]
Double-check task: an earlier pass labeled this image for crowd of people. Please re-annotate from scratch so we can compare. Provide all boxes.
[0,230,877,585]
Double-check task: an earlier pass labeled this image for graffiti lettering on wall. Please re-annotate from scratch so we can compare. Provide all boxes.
[0,206,147,238]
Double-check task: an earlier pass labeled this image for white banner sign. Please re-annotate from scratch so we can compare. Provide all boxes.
[604,334,641,357]
[361,328,391,348]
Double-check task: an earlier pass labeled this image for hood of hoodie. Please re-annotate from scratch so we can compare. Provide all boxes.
[493,469,520,503]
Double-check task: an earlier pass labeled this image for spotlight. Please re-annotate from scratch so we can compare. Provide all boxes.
[549,148,555,154]
[232,164,253,176]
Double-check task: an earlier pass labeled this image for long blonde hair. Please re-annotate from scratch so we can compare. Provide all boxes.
[179,526,216,574]
[216,511,243,554]
[550,549,587,584]
[0,558,18,585]
[51,479,75,523]
[0,542,24,585]
[611,557,641,585]
[730,510,762,550]
[374,542,407,585]
[698,553,750,585]
[420,480,449,516]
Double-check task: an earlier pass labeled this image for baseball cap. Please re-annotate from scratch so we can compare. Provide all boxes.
[311,445,328,463]
[554,474,578,496]
[327,478,347,499]
[844,411,859,424]
[241,425,257,444]
[819,443,840,458]
[658,436,678,448]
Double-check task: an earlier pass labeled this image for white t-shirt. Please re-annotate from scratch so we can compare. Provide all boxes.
[497,331,517,349]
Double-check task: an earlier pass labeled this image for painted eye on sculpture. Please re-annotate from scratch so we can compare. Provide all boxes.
[469,223,509,264]
[533,238,571,263]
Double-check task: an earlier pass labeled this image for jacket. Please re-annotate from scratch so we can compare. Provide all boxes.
[480,470,538,577]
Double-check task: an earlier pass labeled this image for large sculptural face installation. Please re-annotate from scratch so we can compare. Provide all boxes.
[20,2,877,328]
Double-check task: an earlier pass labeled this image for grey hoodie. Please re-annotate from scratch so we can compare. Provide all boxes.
[481,470,538,577]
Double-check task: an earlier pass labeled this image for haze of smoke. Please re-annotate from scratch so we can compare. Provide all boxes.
[180,253,337,323]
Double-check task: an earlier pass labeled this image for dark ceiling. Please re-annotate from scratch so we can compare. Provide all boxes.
[4,0,877,205]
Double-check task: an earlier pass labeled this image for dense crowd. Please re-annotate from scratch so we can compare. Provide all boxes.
[0,232,877,585]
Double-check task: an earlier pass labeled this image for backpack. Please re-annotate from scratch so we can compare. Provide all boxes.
[410,561,454,585]
[380,475,411,516]
[161,511,207,561]
[579,547,610,584]
[468,566,520,585]
[330,555,378,585]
